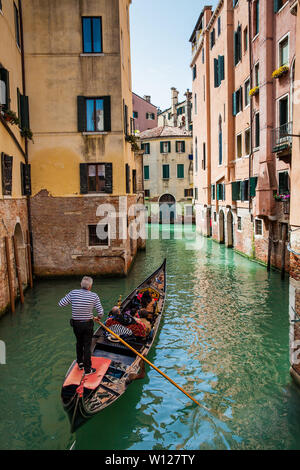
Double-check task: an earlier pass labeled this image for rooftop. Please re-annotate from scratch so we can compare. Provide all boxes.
[139,126,192,140]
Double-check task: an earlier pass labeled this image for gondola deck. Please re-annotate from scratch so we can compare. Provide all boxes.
[61,259,167,433]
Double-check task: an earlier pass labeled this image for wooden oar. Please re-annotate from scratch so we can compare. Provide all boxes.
[94,318,209,411]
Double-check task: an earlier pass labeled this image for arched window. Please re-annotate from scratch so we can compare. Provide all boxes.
[218,116,222,165]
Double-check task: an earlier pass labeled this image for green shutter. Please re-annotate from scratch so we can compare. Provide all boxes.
[274,0,280,13]
[217,184,221,201]
[77,96,86,132]
[126,164,130,193]
[163,164,169,179]
[219,55,225,81]
[168,141,171,153]
[144,165,149,180]
[232,182,239,201]
[250,177,258,197]
[214,58,219,87]
[177,164,184,178]
[233,92,237,116]
[20,95,30,129]
[20,162,31,196]
[160,142,164,153]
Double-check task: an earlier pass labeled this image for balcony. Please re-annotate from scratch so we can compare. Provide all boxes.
[272,122,293,156]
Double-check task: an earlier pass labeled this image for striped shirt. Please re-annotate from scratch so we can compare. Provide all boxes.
[58,289,104,321]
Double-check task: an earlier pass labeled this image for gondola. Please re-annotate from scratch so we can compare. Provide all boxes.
[61,259,167,433]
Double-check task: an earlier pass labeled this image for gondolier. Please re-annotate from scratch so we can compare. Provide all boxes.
[59,276,104,376]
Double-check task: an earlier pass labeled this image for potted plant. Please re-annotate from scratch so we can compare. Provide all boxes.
[272,65,289,79]
[249,86,259,97]
[274,192,290,202]
[20,127,34,142]
[2,109,20,125]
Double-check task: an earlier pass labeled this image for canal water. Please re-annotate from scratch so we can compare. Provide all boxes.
[1,224,300,450]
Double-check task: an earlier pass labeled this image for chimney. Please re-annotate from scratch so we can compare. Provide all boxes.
[143,95,151,103]
[171,87,179,127]
[185,88,192,131]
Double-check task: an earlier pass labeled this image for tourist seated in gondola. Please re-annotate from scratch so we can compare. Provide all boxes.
[105,306,147,339]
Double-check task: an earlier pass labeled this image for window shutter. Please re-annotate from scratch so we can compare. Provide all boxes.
[104,163,113,194]
[219,131,222,165]
[160,142,164,153]
[234,31,238,65]
[77,96,86,132]
[144,165,149,180]
[232,92,237,116]
[219,55,225,81]
[239,86,243,111]
[250,177,258,198]
[125,163,130,193]
[182,141,185,153]
[241,181,245,201]
[20,162,32,196]
[279,171,289,194]
[232,182,240,201]
[274,0,280,13]
[168,141,171,153]
[1,153,13,196]
[214,58,219,88]
[20,95,30,129]
[177,164,184,178]
[79,163,88,194]
[103,96,111,132]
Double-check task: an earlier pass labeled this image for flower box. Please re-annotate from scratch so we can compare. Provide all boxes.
[274,193,290,202]
[2,109,20,125]
[249,86,259,97]
[272,65,289,79]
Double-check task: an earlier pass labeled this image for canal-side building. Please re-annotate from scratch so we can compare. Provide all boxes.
[132,93,158,132]
[191,0,296,272]
[289,0,300,387]
[158,88,193,132]
[140,126,193,222]
[19,0,144,278]
[0,0,31,315]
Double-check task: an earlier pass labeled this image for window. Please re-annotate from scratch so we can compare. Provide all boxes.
[162,164,170,179]
[77,96,111,133]
[0,67,10,110]
[123,101,128,136]
[0,1,2,12]
[82,17,103,53]
[88,224,109,247]
[133,111,138,118]
[255,219,263,236]
[14,3,20,48]
[132,169,137,194]
[218,17,221,36]
[244,79,250,107]
[80,162,112,194]
[214,55,225,88]
[254,63,259,86]
[1,153,13,196]
[210,28,215,49]
[144,165,150,180]
[194,93,197,115]
[203,143,206,170]
[125,163,130,193]
[176,141,185,153]
[160,141,171,153]
[146,112,155,120]
[168,112,171,120]
[144,189,150,197]
[237,134,242,159]
[233,0,239,7]
[254,0,259,36]
[219,117,223,165]
[193,65,197,81]
[234,25,242,66]
[255,113,260,148]
[237,217,242,231]
[279,36,289,67]
[217,183,225,201]
[194,187,198,200]
[142,142,150,154]
[278,171,289,194]
[241,180,249,201]
[274,0,288,13]
[245,128,251,155]
[177,164,184,179]
[184,188,193,197]
[279,95,289,128]
[244,27,248,53]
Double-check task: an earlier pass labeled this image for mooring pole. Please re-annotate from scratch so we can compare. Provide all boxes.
[281,224,287,280]
[267,222,273,272]
[12,235,25,304]
[4,237,15,313]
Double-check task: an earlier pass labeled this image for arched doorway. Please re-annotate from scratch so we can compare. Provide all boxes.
[219,210,225,244]
[159,194,176,224]
[226,210,233,247]
[14,223,27,286]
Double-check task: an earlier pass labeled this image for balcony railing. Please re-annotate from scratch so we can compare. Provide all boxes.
[272,122,293,153]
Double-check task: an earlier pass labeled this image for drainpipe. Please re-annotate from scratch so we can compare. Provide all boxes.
[247,0,253,212]
[18,0,34,271]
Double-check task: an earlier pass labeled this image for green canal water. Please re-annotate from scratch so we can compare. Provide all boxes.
[1,224,300,450]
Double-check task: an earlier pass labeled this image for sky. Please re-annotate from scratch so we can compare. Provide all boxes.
[130,0,218,112]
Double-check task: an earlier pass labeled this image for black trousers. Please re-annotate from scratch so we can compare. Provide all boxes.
[72,320,94,373]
